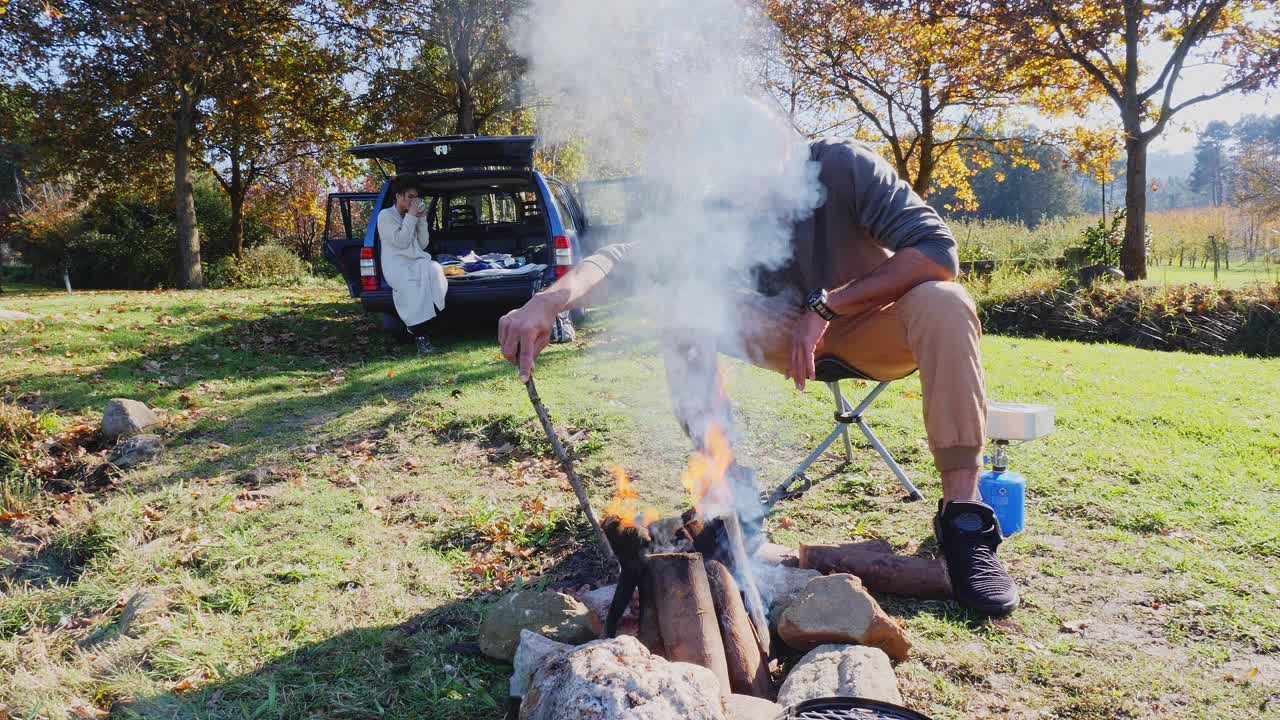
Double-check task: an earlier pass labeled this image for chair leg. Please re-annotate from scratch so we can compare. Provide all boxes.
[857,417,924,500]
[828,382,854,463]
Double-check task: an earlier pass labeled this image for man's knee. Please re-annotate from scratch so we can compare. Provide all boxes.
[899,281,980,333]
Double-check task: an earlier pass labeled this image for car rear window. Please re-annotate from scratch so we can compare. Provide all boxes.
[429,190,537,232]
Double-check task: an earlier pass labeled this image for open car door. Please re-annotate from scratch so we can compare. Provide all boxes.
[576,176,647,256]
[323,192,379,297]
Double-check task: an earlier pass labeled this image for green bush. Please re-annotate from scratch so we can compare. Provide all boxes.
[15,175,272,289]
[971,271,1280,357]
[207,243,311,288]
[1081,209,1125,267]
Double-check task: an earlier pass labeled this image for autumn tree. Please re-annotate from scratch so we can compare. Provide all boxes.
[356,0,526,139]
[990,0,1280,279]
[0,0,306,288]
[200,32,355,257]
[768,0,1090,210]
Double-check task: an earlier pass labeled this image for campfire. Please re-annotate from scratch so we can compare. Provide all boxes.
[599,422,774,697]
[499,421,949,718]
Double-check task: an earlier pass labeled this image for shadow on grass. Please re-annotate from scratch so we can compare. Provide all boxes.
[17,299,580,494]
[113,543,610,720]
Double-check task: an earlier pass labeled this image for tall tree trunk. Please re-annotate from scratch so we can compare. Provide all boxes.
[230,192,245,258]
[1122,136,1149,280]
[229,153,245,257]
[456,84,476,134]
[175,85,204,289]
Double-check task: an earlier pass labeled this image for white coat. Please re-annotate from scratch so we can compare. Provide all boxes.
[377,206,448,326]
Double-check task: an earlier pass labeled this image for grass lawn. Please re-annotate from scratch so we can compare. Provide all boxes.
[1,284,1278,720]
[1142,261,1280,289]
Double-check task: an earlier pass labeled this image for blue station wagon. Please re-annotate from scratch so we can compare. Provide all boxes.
[323,135,597,338]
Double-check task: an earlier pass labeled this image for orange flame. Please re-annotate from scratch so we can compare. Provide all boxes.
[606,465,660,529]
[681,421,734,516]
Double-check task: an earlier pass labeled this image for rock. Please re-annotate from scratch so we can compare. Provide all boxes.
[1078,264,1124,286]
[579,584,617,622]
[108,434,164,468]
[777,574,911,661]
[235,466,276,486]
[0,308,37,321]
[510,630,572,698]
[776,644,902,707]
[521,635,725,720]
[117,589,167,636]
[725,693,781,720]
[755,563,820,623]
[480,590,598,662]
[575,584,640,637]
[101,398,159,441]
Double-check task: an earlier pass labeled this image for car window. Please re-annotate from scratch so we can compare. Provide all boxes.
[549,184,577,232]
[427,191,524,230]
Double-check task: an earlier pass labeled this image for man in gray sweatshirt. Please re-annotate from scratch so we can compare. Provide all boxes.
[499,139,1018,616]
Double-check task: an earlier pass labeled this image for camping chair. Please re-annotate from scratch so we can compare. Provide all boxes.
[766,357,924,507]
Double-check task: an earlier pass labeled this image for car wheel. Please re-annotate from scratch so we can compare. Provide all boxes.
[376,312,413,344]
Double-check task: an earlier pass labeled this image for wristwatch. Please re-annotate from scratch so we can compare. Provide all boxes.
[804,288,838,321]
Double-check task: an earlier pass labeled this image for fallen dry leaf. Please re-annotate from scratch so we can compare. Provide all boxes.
[171,670,211,692]
[778,517,796,529]
[68,706,109,719]
[1059,619,1089,634]
[229,497,269,513]
[143,506,165,521]
[0,511,30,524]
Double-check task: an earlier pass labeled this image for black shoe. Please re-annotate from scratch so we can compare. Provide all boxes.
[934,499,1019,616]
[414,336,436,355]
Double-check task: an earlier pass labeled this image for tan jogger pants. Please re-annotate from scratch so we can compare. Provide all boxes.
[731,281,987,473]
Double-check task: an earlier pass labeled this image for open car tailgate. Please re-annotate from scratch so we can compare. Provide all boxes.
[350,136,536,173]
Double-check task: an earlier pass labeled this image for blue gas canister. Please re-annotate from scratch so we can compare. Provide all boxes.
[979,441,1025,536]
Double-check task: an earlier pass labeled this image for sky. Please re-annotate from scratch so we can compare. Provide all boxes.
[1060,30,1279,155]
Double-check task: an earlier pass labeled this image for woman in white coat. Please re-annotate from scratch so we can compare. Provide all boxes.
[377,176,448,354]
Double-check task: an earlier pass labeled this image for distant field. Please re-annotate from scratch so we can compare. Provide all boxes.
[1143,261,1280,288]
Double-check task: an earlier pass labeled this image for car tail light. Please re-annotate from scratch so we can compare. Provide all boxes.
[360,246,377,291]
[553,235,572,269]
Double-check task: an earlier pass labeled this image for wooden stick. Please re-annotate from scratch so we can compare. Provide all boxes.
[705,559,773,698]
[800,543,952,599]
[647,553,731,698]
[525,377,616,573]
[721,513,770,656]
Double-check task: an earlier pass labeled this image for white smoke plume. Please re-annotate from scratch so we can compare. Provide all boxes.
[513,0,823,521]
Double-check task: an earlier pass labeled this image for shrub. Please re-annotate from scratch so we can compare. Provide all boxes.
[207,243,311,288]
[975,277,1280,357]
[1080,209,1125,267]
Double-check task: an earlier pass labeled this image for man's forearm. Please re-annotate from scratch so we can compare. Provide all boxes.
[529,259,611,314]
[825,247,956,316]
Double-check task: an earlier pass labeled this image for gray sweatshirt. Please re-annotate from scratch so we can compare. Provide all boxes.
[582,138,958,295]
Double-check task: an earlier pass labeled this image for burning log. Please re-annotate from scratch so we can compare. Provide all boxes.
[602,517,652,638]
[647,552,732,698]
[704,559,773,698]
[799,543,952,600]
[720,513,770,656]
[637,570,666,655]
